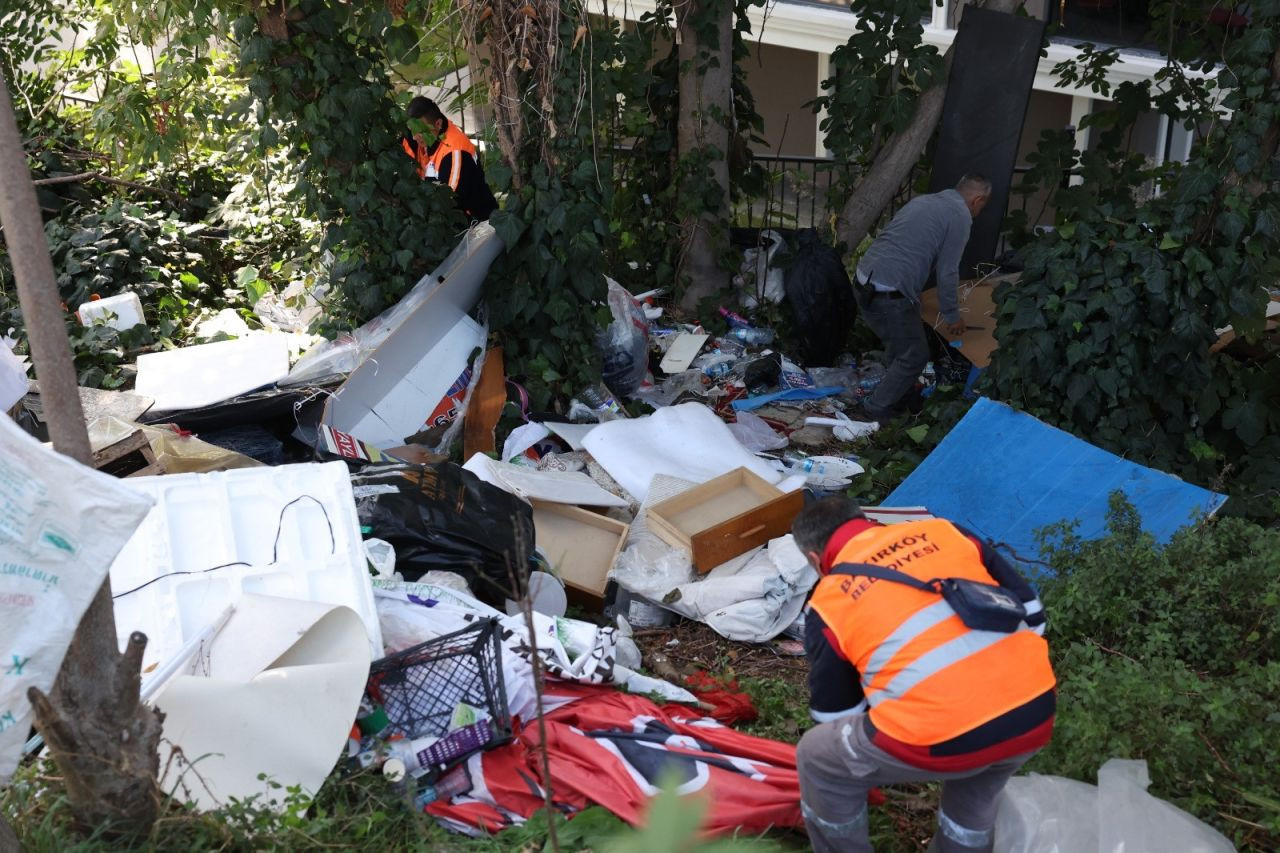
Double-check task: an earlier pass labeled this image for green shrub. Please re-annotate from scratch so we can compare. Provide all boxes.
[1032,494,1280,850]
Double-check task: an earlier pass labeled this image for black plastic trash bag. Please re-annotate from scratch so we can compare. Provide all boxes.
[351,462,532,605]
[784,228,856,367]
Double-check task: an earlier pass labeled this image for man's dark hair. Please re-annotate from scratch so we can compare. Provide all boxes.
[791,496,866,556]
[407,96,445,123]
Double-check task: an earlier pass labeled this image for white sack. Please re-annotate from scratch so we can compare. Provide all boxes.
[0,415,153,784]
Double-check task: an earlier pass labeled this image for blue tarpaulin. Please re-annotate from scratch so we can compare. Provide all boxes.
[884,398,1227,571]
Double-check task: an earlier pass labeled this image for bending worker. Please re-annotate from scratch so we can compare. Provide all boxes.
[791,496,1055,853]
[402,96,498,222]
[853,174,992,421]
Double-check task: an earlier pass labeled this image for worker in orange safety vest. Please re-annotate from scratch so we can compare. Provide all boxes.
[790,496,1055,853]
[402,96,497,222]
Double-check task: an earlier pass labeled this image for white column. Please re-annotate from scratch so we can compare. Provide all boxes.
[1150,112,1171,197]
[1167,123,1194,164]
[933,0,951,30]
[1068,94,1093,186]
[815,51,831,158]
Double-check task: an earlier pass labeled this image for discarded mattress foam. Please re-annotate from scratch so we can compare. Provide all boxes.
[135,334,290,413]
[109,460,383,673]
[153,594,370,811]
[462,453,628,507]
[582,402,795,503]
[287,222,500,384]
[0,414,153,784]
[884,398,1227,570]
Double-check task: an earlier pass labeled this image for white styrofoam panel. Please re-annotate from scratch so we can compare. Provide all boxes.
[111,462,382,672]
[135,334,290,412]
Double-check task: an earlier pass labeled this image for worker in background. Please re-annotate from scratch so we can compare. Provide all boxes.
[402,96,497,223]
[791,496,1054,853]
[852,174,992,422]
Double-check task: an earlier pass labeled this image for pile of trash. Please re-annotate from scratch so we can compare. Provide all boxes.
[0,222,1234,844]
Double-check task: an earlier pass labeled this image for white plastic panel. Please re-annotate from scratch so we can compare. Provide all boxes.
[110,461,382,672]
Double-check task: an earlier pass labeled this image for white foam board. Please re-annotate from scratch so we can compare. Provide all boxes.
[136,335,290,412]
[110,461,382,671]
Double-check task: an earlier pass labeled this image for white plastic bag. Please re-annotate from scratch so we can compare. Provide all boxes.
[727,410,788,452]
[0,415,154,784]
[995,759,1236,853]
[739,230,786,309]
[597,277,650,396]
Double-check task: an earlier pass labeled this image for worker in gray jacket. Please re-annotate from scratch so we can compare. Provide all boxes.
[853,174,991,422]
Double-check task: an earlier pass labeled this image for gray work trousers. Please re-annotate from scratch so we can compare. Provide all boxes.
[853,286,930,420]
[797,714,1037,853]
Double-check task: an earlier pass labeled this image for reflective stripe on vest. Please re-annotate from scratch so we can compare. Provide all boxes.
[809,519,1056,746]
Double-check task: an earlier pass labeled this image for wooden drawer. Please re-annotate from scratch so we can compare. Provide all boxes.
[647,468,804,573]
[531,500,629,609]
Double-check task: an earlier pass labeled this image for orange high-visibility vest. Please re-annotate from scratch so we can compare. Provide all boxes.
[402,120,477,190]
[808,519,1056,747]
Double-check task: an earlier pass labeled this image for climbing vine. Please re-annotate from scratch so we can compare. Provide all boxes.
[988,9,1280,518]
[234,0,466,328]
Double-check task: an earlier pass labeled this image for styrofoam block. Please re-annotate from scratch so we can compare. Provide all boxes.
[136,334,290,413]
[111,461,382,671]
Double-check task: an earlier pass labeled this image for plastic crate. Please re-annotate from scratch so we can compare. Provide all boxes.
[365,619,511,776]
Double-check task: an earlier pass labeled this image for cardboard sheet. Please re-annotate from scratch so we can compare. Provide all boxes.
[136,335,290,413]
[154,595,370,810]
[659,333,709,374]
[918,273,1016,369]
[884,398,1227,570]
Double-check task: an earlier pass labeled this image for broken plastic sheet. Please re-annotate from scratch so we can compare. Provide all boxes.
[462,453,629,508]
[995,759,1235,853]
[0,414,154,784]
[154,595,371,811]
[730,386,844,412]
[285,223,500,385]
[372,579,696,721]
[726,410,789,452]
[582,402,798,503]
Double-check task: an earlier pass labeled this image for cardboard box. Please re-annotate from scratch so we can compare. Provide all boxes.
[646,467,804,573]
[918,273,1018,369]
[322,226,502,449]
[531,501,629,608]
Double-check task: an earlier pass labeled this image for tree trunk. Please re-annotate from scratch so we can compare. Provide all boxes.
[833,0,1020,261]
[0,69,162,837]
[675,0,733,311]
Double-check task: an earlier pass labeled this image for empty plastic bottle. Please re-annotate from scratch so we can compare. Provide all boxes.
[578,383,625,421]
[717,307,753,329]
[727,325,776,346]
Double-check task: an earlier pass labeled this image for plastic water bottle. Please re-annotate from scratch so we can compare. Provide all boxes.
[782,452,865,481]
[727,326,776,346]
[578,383,624,421]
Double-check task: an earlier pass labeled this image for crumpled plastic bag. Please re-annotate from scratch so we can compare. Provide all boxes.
[995,759,1235,853]
[596,277,650,397]
[727,410,788,452]
[738,229,787,309]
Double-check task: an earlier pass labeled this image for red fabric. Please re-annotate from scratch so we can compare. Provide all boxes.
[428,686,803,836]
[683,672,758,725]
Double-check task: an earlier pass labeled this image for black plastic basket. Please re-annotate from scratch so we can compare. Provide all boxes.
[365,618,512,776]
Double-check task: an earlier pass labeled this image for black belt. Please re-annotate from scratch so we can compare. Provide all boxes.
[857,283,905,300]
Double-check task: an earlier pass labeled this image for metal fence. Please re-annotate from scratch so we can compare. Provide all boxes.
[735,154,1039,254]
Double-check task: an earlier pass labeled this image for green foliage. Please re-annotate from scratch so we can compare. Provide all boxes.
[0,199,249,388]
[1032,494,1280,850]
[989,6,1280,521]
[235,0,466,332]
